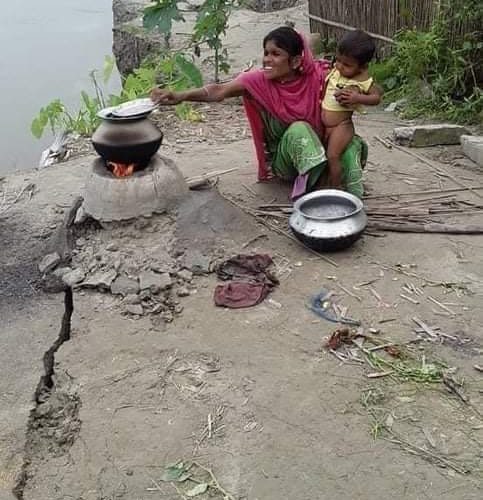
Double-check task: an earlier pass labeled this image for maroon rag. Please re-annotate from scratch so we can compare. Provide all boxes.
[214,254,278,309]
[214,282,271,309]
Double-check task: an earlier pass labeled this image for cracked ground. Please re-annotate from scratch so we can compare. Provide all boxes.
[1,104,482,499]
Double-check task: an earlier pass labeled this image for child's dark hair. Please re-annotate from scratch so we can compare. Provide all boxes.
[337,30,376,65]
[263,26,303,57]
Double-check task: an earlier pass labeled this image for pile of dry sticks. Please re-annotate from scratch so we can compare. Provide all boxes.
[256,185,483,235]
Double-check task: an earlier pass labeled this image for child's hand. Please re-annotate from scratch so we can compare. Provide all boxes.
[334,88,360,106]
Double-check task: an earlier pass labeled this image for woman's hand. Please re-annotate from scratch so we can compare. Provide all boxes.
[334,88,360,106]
[150,87,181,105]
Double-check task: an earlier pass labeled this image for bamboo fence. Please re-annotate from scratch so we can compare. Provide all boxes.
[308,0,480,55]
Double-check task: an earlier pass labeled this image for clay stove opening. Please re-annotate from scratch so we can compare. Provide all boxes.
[106,159,150,177]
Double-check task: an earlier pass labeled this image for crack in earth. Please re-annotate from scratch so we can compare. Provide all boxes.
[13,288,81,500]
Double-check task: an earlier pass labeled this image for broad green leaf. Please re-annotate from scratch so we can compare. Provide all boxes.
[186,482,208,497]
[174,54,203,87]
[143,2,184,34]
[31,118,44,139]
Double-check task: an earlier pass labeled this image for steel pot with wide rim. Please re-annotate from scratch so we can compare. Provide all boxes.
[92,104,163,164]
[289,189,367,252]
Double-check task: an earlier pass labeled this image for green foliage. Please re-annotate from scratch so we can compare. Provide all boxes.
[371,0,482,124]
[143,0,184,34]
[31,53,203,139]
[143,0,239,82]
[193,0,235,81]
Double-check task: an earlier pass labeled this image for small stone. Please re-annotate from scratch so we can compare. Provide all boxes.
[393,124,470,147]
[125,304,143,316]
[106,242,118,251]
[177,269,193,282]
[113,259,122,271]
[150,264,170,274]
[139,289,152,301]
[123,294,141,305]
[174,304,184,314]
[177,286,190,297]
[76,237,87,247]
[384,98,407,113]
[111,276,139,296]
[38,252,61,274]
[183,252,212,275]
[74,205,88,225]
[53,267,71,278]
[125,469,134,476]
[62,268,86,287]
[81,270,118,290]
[268,298,282,309]
[139,271,172,293]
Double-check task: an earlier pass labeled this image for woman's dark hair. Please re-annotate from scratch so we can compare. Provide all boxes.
[263,26,304,57]
[337,30,376,65]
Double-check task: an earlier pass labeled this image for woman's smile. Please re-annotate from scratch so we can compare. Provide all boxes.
[263,40,292,80]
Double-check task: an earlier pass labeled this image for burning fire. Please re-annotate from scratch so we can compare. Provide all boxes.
[107,161,135,177]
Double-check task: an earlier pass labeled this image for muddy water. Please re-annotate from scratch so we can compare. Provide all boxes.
[0,1,120,175]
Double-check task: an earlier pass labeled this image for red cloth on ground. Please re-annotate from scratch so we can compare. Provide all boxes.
[214,254,278,309]
[214,282,271,309]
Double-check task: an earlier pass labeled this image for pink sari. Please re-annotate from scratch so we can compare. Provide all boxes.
[235,35,331,181]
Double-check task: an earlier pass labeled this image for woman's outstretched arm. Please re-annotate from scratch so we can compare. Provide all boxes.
[150,79,245,105]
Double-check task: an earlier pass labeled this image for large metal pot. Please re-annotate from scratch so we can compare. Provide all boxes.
[289,190,367,252]
[92,110,162,164]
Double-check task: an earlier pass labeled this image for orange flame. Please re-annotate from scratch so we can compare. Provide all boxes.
[107,161,135,177]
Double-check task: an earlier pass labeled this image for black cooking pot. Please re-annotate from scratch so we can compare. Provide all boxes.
[92,111,163,164]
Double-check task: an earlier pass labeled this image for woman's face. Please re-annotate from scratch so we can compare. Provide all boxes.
[262,40,301,81]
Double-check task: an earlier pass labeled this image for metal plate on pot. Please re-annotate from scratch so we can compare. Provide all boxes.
[111,98,157,117]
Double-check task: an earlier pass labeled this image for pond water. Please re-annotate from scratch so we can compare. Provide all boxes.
[0,1,120,175]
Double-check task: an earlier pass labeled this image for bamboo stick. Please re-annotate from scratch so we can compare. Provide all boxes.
[364,185,483,200]
[368,221,483,234]
[308,13,395,43]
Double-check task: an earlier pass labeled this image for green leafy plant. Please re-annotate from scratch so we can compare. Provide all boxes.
[192,0,234,82]
[143,0,239,82]
[31,52,203,139]
[370,0,482,124]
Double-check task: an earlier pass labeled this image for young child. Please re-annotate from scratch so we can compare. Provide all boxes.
[322,30,382,188]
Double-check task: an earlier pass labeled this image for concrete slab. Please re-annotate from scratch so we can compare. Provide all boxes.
[461,134,483,167]
[393,124,470,147]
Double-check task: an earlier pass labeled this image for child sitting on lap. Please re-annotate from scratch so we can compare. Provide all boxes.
[322,30,382,188]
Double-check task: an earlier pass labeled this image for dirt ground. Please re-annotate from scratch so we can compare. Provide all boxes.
[1,4,482,500]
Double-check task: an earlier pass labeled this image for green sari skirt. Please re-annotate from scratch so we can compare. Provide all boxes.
[261,113,366,199]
